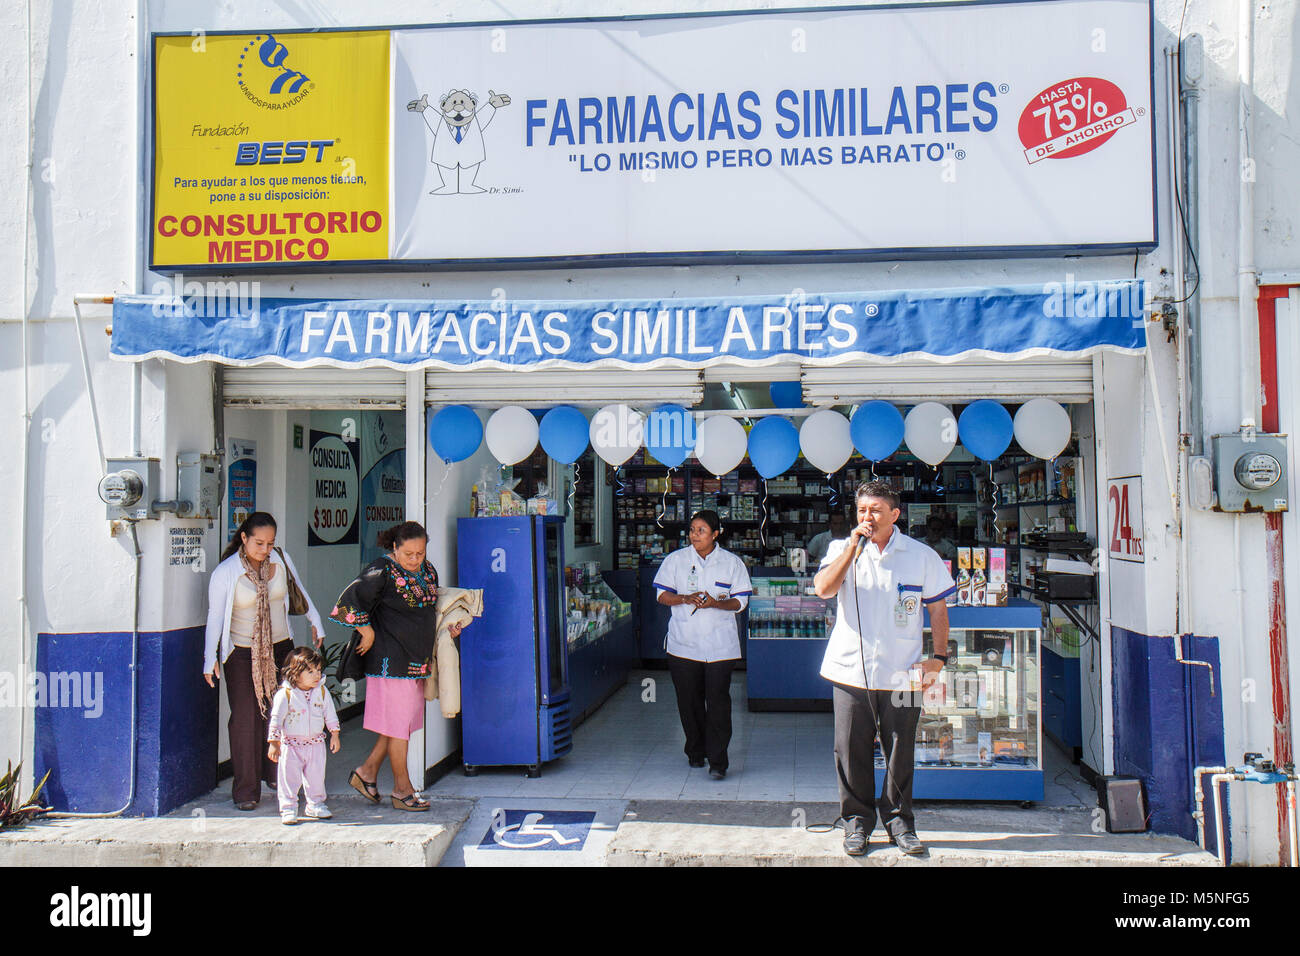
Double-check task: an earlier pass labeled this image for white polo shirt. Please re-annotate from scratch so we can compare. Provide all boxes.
[653,544,753,663]
[818,527,956,690]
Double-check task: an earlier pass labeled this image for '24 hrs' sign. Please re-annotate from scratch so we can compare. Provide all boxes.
[1107,477,1144,563]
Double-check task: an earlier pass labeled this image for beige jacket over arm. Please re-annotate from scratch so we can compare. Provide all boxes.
[425,586,484,716]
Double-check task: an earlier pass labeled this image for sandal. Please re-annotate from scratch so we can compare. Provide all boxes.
[391,791,430,812]
[349,770,380,804]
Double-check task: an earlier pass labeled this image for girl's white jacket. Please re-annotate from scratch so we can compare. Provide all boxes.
[203,549,324,674]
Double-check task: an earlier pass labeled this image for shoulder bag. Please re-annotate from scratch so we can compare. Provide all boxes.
[274,547,310,616]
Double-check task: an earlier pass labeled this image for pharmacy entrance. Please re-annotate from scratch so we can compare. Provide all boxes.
[110,280,1140,807]
[426,370,1105,806]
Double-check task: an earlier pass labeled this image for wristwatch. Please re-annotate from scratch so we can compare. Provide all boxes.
[931,654,949,665]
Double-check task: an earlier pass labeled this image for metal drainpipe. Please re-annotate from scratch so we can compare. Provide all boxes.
[1181,34,1204,456]
[1193,764,1230,851]
[1237,0,1259,430]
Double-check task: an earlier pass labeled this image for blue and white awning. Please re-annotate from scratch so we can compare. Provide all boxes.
[110,279,1144,370]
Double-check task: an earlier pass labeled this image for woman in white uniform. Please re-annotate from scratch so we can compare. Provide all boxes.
[653,510,753,779]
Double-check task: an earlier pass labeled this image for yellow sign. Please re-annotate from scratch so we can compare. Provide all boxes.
[152,31,389,268]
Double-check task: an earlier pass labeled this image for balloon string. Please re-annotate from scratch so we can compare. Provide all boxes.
[870,460,878,480]
[760,478,769,549]
[827,472,839,510]
[988,461,999,545]
[568,460,579,515]
[431,458,452,506]
[657,467,673,529]
[933,464,946,497]
[615,465,626,497]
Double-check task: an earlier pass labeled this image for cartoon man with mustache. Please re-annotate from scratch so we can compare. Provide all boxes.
[407,88,512,195]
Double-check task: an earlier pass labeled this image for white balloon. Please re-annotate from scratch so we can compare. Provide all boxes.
[904,402,957,466]
[589,404,645,467]
[799,409,852,474]
[1014,399,1072,459]
[695,416,748,476]
[485,406,539,465]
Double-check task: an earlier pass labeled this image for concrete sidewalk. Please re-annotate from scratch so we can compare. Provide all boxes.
[1,792,1216,866]
[603,801,1217,867]
[0,789,474,867]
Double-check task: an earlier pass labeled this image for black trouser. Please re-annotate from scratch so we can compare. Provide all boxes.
[224,640,294,804]
[832,682,922,836]
[667,654,735,771]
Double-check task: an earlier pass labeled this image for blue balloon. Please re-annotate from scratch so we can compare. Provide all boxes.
[769,381,803,409]
[428,405,482,463]
[958,400,1014,461]
[539,406,590,464]
[850,401,905,461]
[748,416,800,479]
[646,403,694,468]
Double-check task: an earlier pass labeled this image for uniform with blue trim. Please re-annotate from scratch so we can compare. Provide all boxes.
[653,539,753,774]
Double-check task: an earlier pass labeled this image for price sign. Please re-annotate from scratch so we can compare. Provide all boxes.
[1018,76,1139,165]
[1107,477,1143,563]
[309,430,359,546]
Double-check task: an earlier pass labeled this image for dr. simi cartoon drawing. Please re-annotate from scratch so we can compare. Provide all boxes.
[407,88,511,194]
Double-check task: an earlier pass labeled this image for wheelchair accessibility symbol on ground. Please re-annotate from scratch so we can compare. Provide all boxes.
[479,809,597,851]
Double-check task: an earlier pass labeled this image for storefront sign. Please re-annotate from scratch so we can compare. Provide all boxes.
[149,0,1155,271]
[308,430,359,546]
[112,279,1146,369]
[226,438,257,536]
[151,31,390,268]
[1107,476,1144,563]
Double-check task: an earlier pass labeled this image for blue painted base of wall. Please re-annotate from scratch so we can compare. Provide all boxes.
[1111,629,1225,844]
[34,627,217,817]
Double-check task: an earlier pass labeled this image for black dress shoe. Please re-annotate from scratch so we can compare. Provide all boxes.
[235,801,258,811]
[843,829,868,856]
[890,830,926,855]
[688,757,706,768]
[708,767,726,780]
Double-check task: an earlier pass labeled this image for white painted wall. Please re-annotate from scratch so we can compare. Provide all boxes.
[4,0,1299,861]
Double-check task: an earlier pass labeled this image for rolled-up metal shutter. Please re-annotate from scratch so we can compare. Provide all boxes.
[221,366,407,408]
[425,368,704,408]
[801,358,1094,404]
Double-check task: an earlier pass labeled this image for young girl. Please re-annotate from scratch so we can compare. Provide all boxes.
[267,646,340,825]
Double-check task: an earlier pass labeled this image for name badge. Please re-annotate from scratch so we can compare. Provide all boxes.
[895,586,920,628]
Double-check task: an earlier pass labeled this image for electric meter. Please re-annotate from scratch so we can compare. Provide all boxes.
[1211,435,1289,513]
[99,457,161,520]
[1233,452,1282,491]
[98,470,143,508]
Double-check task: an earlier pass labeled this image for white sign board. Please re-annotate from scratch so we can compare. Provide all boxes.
[389,0,1155,264]
[1107,476,1144,563]
[309,431,359,546]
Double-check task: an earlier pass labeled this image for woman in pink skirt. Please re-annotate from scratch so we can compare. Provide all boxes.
[330,521,465,810]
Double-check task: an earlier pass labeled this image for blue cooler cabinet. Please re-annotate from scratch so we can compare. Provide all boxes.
[457,516,572,777]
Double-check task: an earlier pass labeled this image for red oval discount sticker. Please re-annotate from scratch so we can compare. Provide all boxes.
[1018,77,1137,164]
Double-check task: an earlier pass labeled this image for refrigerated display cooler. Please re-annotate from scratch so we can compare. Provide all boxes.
[456,515,572,777]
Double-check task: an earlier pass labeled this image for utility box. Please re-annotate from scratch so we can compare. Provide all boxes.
[1211,433,1289,513]
[97,457,161,521]
[176,452,222,519]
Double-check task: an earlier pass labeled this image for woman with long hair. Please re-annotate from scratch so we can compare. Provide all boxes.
[204,512,324,810]
[332,521,466,811]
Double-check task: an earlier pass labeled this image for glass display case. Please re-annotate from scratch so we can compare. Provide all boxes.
[565,561,636,724]
[913,600,1043,800]
[565,561,631,649]
[746,582,1044,801]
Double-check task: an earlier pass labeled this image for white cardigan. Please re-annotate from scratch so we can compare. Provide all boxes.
[203,549,325,674]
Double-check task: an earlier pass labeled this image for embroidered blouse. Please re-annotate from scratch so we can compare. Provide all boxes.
[330,557,440,679]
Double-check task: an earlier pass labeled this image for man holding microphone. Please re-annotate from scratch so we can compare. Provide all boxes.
[814,480,956,857]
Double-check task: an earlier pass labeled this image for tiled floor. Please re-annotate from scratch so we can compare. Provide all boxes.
[423,669,1094,807]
